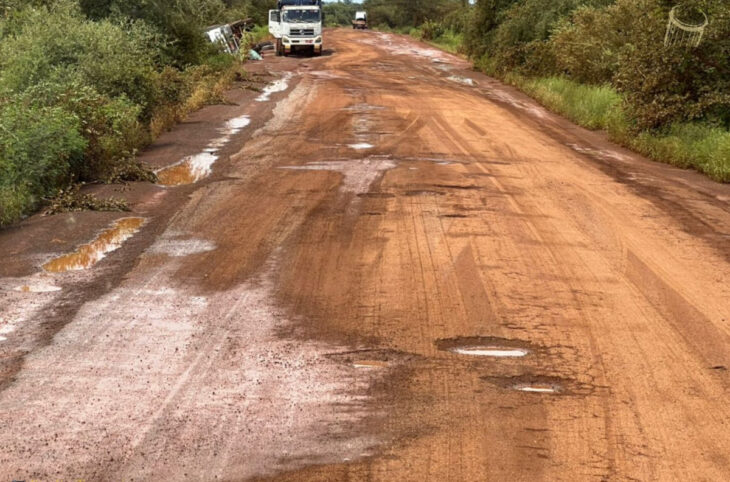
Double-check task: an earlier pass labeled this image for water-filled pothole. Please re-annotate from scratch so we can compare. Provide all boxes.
[482,375,570,395]
[352,360,390,369]
[43,217,145,273]
[348,143,374,150]
[157,153,217,186]
[436,336,533,358]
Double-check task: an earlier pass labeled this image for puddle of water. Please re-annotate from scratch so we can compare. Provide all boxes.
[156,114,251,186]
[349,143,374,150]
[436,336,533,358]
[448,76,476,87]
[352,360,389,369]
[14,284,62,293]
[257,73,292,102]
[451,347,529,357]
[43,217,145,273]
[225,115,252,132]
[157,153,218,186]
[514,384,561,394]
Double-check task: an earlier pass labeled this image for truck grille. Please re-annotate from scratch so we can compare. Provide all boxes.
[289,29,315,37]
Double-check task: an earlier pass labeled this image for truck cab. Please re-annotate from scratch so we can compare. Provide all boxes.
[353,11,367,30]
[269,0,323,56]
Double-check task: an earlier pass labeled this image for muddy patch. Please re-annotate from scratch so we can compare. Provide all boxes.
[280,158,397,196]
[482,374,592,396]
[157,115,251,186]
[436,336,534,358]
[43,217,146,273]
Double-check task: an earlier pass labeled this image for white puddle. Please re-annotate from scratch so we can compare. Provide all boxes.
[349,143,374,150]
[514,385,560,394]
[450,347,529,358]
[257,73,293,102]
[147,238,217,257]
[448,75,476,87]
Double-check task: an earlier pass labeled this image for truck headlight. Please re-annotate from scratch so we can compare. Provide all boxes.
[283,36,290,44]
[315,36,322,44]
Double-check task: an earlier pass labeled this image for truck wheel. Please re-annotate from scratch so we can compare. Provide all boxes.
[276,39,283,56]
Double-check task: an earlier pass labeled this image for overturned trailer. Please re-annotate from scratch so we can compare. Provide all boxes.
[205,19,254,55]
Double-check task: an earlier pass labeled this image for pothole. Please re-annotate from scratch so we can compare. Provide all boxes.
[43,217,146,273]
[348,143,374,150]
[156,115,250,186]
[352,360,390,370]
[157,153,217,186]
[436,336,533,358]
[453,347,528,357]
[482,375,571,395]
[279,159,396,196]
[514,384,561,394]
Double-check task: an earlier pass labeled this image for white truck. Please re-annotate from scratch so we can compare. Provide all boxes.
[353,11,367,30]
[269,0,323,57]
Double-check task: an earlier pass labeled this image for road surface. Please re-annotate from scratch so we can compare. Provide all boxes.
[1,29,729,481]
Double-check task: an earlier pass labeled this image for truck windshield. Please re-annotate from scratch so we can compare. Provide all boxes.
[283,9,320,23]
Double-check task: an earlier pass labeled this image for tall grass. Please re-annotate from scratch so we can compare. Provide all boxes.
[504,75,730,182]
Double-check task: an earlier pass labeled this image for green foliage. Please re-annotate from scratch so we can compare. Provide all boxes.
[0,0,261,226]
[518,76,624,130]
[509,74,730,182]
[323,1,360,26]
[0,100,87,224]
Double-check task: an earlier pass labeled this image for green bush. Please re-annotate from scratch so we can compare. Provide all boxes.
[0,101,86,224]
[0,0,255,226]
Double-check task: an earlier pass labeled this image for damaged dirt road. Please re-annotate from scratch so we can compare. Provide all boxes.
[2,29,730,481]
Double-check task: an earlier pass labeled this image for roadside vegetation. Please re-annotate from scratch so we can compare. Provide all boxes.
[0,0,274,227]
[355,0,730,182]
